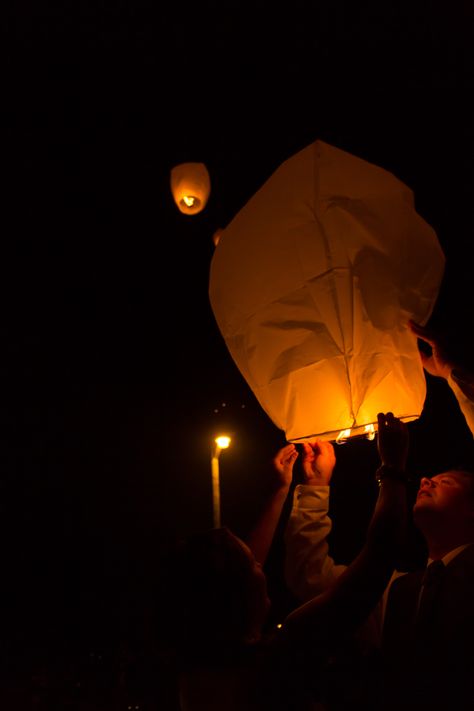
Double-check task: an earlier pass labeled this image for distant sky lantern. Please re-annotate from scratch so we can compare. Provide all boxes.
[170,162,211,215]
[209,140,445,443]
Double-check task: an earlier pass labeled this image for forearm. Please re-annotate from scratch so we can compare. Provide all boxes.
[448,369,474,436]
[245,485,290,565]
[283,478,407,646]
[284,484,346,601]
[332,478,407,622]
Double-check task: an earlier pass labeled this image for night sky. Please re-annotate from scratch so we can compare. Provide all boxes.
[3,0,474,668]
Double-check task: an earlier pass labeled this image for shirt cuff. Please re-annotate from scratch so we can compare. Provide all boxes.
[293,484,330,511]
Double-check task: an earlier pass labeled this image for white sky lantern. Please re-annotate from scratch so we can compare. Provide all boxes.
[209,140,445,443]
[170,162,211,215]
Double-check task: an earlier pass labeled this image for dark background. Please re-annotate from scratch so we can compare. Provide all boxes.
[3,0,474,705]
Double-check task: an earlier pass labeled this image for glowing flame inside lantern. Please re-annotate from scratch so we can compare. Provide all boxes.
[365,424,376,441]
[170,162,211,215]
[336,429,352,444]
[182,195,199,208]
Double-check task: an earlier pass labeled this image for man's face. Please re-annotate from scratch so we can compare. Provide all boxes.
[413,471,474,523]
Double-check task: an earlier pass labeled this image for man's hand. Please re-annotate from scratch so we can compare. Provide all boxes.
[409,320,452,380]
[301,440,336,485]
[273,443,299,489]
[377,412,409,472]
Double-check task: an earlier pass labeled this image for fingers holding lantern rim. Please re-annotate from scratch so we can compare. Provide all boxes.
[377,412,393,426]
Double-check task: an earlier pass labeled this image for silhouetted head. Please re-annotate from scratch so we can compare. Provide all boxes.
[169,527,270,664]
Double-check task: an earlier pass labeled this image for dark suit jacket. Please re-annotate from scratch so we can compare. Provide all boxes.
[382,543,474,710]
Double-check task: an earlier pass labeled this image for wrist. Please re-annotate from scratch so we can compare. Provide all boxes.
[375,464,408,486]
[304,476,330,486]
[274,482,291,495]
[451,366,474,384]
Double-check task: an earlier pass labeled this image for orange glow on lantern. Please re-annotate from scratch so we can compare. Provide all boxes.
[209,140,445,443]
[170,162,211,215]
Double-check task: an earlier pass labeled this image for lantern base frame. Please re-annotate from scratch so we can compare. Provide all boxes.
[288,414,419,444]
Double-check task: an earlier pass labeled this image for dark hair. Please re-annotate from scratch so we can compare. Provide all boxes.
[427,438,474,493]
[448,468,474,498]
[163,528,264,665]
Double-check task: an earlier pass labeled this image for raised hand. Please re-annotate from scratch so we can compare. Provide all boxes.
[409,320,452,380]
[272,443,299,489]
[246,444,298,565]
[301,440,336,485]
[377,412,409,472]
